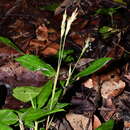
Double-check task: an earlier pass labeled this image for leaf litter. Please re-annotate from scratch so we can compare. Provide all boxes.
[0,0,130,129]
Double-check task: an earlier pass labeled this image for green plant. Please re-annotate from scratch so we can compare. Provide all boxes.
[40,3,59,11]
[0,9,112,130]
[96,120,115,130]
[99,26,119,39]
[95,7,120,25]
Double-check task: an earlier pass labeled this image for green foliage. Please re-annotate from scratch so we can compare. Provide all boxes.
[0,9,113,130]
[36,80,53,108]
[99,26,119,39]
[54,103,70,109]
[40,3,59,11]
[13,86,42,102]
[56,49,74,62]
[15,54,56,77]
[0,109,18,125]
[96,120,115,130]
[96,7,119,16]
[0,36,23,54]
[0,122,13,130]
[46,89,62,109]
[75,57,112,78]
[11,80,67,129]
[114,0,126,4]
[22,108,64,121]
[24,121,34,128]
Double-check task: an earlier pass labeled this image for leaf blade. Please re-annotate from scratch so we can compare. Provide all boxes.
[37,80,53,108]
[13,86,42,102]
[22,108,64,121]
[0,122,13,130]
[15,54,56,77]
[0,36,23,54]
[96,120,115,130]
[0,109,18,125]
[75,57,112,78]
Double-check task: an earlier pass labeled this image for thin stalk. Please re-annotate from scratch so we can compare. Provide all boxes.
[31,98,38,130]
[19,120,24,130]
[46,36,66,130]
[46,9,78,130]
[45,115,54,130]
[65,64,72,87]
[65,38,90,87]
[34,121,38,130]
[110,14,113,25]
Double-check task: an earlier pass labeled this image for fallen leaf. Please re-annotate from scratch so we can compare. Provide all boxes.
[101,80,125,99]
[66,113,92,130]
[93,115,101,129]
[83,78,94,88]
[41,42,59,56]
[36,24,48,41]
[124,121,130,128]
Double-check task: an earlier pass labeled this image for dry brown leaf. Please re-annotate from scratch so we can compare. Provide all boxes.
[124,73,130,80]
[93,115,101,129]
[66,113,92,130]
[55,0,73,15]
[83,78,94,88]
[83,75,100,92]
[70,32,85,47]
[124,121,130,128]
[101,80,125,99]
[36,24,48,41]
[29,39,49,49]
[41,42,59,56]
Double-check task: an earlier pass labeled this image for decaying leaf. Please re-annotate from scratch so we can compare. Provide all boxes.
[93,115,101,129]
[55,0,73,15]
[41,42,59,56]
[36,24,48,41]
[101,80,125,99]
[66,113,92,130]
[124,121,130,128]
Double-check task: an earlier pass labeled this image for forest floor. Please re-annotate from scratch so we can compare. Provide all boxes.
[0,0,130,130]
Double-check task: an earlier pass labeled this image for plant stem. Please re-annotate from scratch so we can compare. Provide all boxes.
[34,121,38,130]
[46,36,66,130]
[19,120,24,130]
[110,14,113,25]
[31,98,35,109]
[65,38,90,87]
[31,98,38,130]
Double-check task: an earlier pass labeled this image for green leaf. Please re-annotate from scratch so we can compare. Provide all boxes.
[15,54,56,77]
[56,49,74,62]
[40,128,45,130]
[95,8,119,16]
[99,26,119,39]
[13,86,42,102]
[24,121,34,128]
[40,3,59,11]
[37,80,53,108]
[114,0,126,5]
[0,36,23,54]
[99,26,119,34]
[99,26,113,34]
[54,103,70,109]
[75,57,112,78]
[22,108,64,121]
[0,122,13,130]
[46,89,62,109]
[96,120,115,130]
[0,109,18,125]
